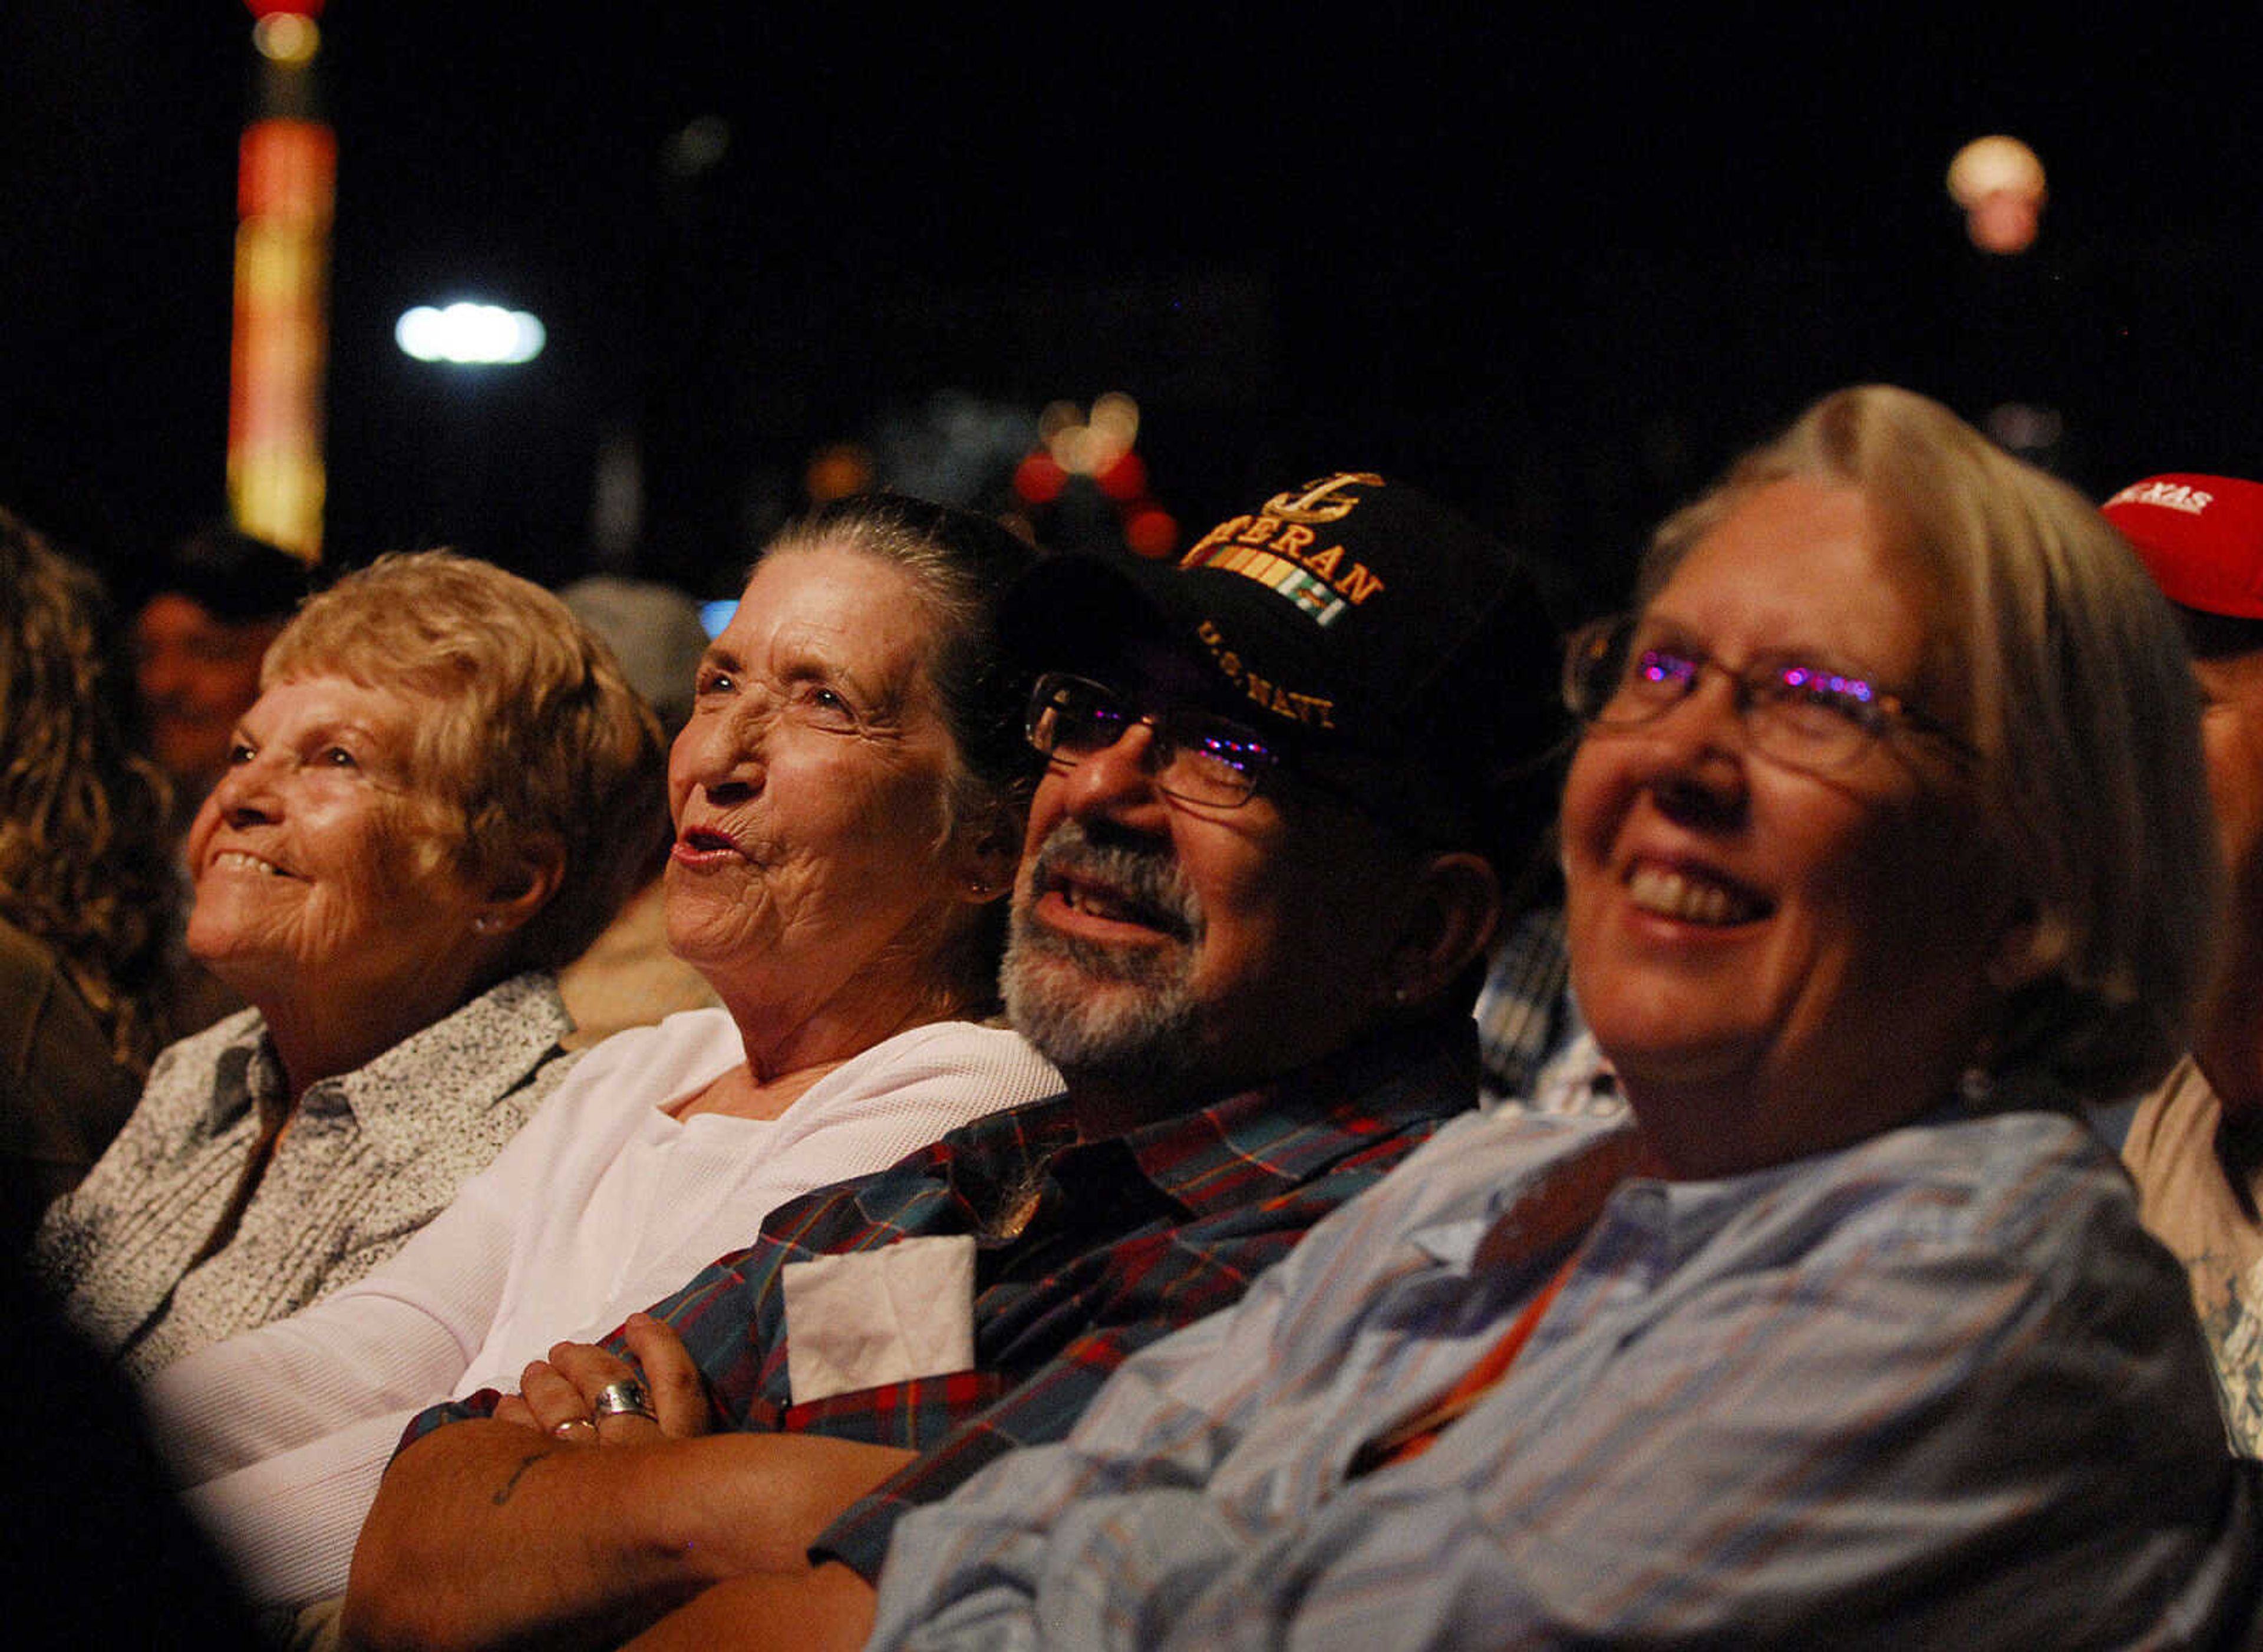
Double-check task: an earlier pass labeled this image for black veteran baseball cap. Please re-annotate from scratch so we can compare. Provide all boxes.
[1001,471,1564,856]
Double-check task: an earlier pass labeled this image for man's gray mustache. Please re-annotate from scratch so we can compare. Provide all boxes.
[1020,821,1203,944]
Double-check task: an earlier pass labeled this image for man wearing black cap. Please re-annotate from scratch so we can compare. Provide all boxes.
[344,474,1571,1651]
[2102,472,2263,1458]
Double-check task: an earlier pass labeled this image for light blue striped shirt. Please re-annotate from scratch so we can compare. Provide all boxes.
[869,1041,2261,1650]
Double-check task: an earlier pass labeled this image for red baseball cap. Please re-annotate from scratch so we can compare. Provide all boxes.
[2100,473,2263,620]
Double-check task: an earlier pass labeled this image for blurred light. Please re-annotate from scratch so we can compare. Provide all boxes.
[665,116,733,179]
[805,442,873,504]
[1041,391,1142,476]
[872,390,1035,504]
[1088,391,1139,450]
[1037,400,1080,447]
[1984,402,2064,456]
[1014,450,1067,504]
[1096,449,1147,502]
[395,303,546,365]
[1947,136,2044,205]
[1965,193,2040,255]
[245,0,324,15]
[699,600,738,639]
[1052,423,1098,473]
[1126,506,1178,560]
[591,427,643,563]
[253,12,319,61]
[1947,136,2046,255]
[230,117,334,562]
[240,118,334,220]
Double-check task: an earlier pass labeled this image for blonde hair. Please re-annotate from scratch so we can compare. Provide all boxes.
[266,551,669,974]
[0,510,173,1071]
[1642,384,2217,1101]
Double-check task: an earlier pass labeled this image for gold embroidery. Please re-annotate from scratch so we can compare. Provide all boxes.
[1261,472,1384,524]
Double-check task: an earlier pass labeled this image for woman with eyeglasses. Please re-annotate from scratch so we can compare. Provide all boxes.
[859,387,2258,1650]
[1555,389,2194,1172]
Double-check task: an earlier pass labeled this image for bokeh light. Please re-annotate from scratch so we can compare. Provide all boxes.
[804,442,873,503]
[252,12,320,62]
[394,303,546,365]
[1947,136,2046,255]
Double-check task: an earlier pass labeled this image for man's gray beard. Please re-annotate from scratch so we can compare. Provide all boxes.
[1002,825,1205,1090]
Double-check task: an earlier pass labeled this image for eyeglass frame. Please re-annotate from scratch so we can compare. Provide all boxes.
[1559,612,1978,773]
[1022,670,1295,808]
[1023,668,1471,835]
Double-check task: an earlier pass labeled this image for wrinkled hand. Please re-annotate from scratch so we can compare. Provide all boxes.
[496,1312,714,1447]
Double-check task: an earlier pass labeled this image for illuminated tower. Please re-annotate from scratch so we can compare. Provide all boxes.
[229,1,332,562]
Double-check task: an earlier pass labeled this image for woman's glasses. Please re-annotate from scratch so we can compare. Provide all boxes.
[1562,614,1973,773]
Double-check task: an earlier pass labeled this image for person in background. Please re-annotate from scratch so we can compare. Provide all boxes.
[555,571,723,1045]
[2101,470,2263,1456]
[133,522,319,1037]
[38,550,667,1375]
[559,572,715,734]
[850,388,2259,1652]
[0,507,173,1246]
[341,471,1565,1652]
[139,496,1060,1615]
[132,522,313,812]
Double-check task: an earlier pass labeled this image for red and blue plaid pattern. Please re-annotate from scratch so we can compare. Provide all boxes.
[401,1021,1478,1578]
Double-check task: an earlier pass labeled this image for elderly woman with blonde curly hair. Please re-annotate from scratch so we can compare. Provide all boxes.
[37,550,668,1375]
[0,508,174,1245]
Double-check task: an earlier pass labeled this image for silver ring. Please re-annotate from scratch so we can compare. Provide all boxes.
[591,1376,656,1423]
[550,1417,595,1441]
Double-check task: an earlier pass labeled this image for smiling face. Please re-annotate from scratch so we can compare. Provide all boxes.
[184,674,490,1031]
[1562,478,2018,1175]
[663,545,984,1064]
[1002,652,1423,1125]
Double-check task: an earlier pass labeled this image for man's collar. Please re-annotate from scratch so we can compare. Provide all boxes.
[1114,1015,1479,1215]
[935,1018,1477,1226]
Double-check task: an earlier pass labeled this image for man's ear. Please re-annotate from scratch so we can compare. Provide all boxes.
[951,801,1023,907]
[475,837,567,939]
[1381,850,1501,1011]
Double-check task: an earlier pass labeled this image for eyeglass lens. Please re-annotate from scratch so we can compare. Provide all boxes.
[1027,674,1274,805]
[1568,619,1889,769]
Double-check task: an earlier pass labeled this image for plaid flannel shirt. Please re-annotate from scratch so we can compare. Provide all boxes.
[400,1018,1478,1578]
[1472,904,1575,1106]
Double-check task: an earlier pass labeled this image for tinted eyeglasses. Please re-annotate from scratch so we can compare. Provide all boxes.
[1024,672,1279,807]
[1561,613,1974,773]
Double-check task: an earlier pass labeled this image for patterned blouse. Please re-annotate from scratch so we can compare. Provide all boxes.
[37,972,577,1377]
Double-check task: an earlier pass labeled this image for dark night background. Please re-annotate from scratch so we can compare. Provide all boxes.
[6,4,2261,624]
